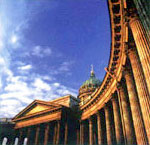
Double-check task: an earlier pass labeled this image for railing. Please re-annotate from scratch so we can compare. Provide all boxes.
[1,137,27,145]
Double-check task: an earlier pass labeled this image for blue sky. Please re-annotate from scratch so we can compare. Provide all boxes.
[0,0,110,117]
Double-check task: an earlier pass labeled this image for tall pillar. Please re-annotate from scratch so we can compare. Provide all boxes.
[80,121,84,145]
[117,84,136,145]
[19,129,23,143]
[104,105,113,145]
[128,11,150,94]
[27,128,31,144]
[96,112,103,145]
[124,68,148,144]
[44,123,50,145]
[56,120,60,145]
[89,117,93,145]
[53,123,57,145]
[76,129,80,145]
[127,47,150,144]
[35,126,40,145]
[111,96,123,145]
[64,122,68,145]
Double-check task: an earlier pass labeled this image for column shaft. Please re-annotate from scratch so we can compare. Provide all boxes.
[128,48,150,143]
[117,84,136,145]
[64,122,68,145]
[89,118,93,145]
[35,126,40,145]
[124,68,148,144]
[111,97,123,145]
[104,105,113,145]
[53,123,57,145]
[76,129,80,145]
[80,122,84,145]
[56,121,60,145]
[129,17,150,93]
[97,112,103,145]
[44,123,50,145]
[27,128,31,144]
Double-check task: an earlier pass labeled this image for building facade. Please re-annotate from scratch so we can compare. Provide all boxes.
[12,0,150,145]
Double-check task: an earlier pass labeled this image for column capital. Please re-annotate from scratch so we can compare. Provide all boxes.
[104,103,109,110]
[116,82,123,91]
[96,111,100,116]
[122,66,132,78]
[111,95,117,102]
[123,8,139,24]
[89,116,93,123]
[124,42,136,56]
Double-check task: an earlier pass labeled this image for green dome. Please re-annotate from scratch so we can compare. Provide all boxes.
[81,72,101,88]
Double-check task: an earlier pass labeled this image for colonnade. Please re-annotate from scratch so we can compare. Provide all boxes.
[17,120,64,145]
[79,11,150,144]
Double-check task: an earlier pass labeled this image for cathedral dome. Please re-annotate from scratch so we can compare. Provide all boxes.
[79,66,101,96]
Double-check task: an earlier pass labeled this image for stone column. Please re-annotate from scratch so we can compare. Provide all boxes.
[111,97,123,145]
[76,129,80,145]
[129,13,150,94]
[104,105,113,145]
[44,123,50,145]
[27,128,31,144]
[56,121,60,145]
[35,126,40,145]
[96,112,103,145]
[124,68,148,144]
[80,121,84,145]
[53,123,57,145]
[19,129,23,144]
[127,47,150,144]
[64,122,68,145]
[117,84,136,145]
[89,117,93,145]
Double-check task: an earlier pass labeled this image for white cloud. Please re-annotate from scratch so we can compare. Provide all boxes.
[58,61,74,74]
[0,1,78,118]
[10,35,18,44]
[18,64,32,70]
[0,74,78,117]
[32,45,52,57]
[32,78,51,91]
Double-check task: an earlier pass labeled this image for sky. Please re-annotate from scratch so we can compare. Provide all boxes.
[0,0,110,118]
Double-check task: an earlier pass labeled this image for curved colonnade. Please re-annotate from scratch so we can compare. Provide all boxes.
[79,0,150,145]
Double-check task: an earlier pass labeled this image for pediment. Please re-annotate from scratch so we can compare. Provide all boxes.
[13,100,61,120]
[25,104,52,116]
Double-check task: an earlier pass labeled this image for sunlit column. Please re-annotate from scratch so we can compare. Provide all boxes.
[127,47,150,144]
[44,123,50,145]
[124,68,148,144]
[111,96,123,145]
[96,112,103,145]
[104,105,113,145]
[128,10,150,94]
[117,83,136,145]
[35,126,40,145]
[89,117,93,145]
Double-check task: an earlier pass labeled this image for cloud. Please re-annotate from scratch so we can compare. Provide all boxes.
[0,72,77,117]
[18,64,32,71]
[32,78,51,91]
[0,1,78,118]
[32,45,52,57]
